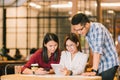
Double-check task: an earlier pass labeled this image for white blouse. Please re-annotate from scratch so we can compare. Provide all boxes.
[60,51,89,75]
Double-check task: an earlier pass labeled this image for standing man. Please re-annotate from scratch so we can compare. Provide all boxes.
[71,13,119,80]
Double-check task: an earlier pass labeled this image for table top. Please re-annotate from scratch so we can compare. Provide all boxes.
[0,60,27,64]
[0,60,27,76]
[1,74,102,80]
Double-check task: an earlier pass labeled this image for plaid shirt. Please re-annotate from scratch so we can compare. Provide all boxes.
[86,22,119,74]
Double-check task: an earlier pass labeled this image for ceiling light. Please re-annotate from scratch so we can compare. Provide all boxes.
[51,2,72,8]
[51,4,72,8]
[95,3,120,7]
[29,2,41,9]
[107,10,114,14]
[101,3,120,7]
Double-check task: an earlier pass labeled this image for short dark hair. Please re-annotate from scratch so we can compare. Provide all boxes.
[71,13,90,26]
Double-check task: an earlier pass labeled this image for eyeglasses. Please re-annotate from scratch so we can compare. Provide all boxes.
[74,27,85,32]
[73,24,85,33]
[66,44,75,48]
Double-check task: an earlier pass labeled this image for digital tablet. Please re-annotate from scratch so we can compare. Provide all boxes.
[51,64,64,75]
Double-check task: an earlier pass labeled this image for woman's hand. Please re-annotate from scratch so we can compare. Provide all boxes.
[22,68,33,74]
[34,68,49,75]
[48,69,54,74]
[60,67,71,76]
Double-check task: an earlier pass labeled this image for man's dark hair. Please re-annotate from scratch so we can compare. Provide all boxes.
[71,13,90,26]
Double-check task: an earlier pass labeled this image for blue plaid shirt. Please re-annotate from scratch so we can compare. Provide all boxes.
[86,22,119,74]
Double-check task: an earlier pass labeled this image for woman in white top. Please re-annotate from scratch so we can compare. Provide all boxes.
[60,33,89,75]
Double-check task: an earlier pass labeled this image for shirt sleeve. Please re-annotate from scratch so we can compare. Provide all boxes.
[21,49,41,72]
[72,53,89,75]
[92,23,104,55]
[59,51,66,67]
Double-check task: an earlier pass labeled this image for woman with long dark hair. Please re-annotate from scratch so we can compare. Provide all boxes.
[21,33,61,75]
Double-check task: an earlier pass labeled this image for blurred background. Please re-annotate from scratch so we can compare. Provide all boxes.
[0,0,120,60]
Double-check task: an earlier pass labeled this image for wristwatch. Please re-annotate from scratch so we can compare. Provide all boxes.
[69,70,73,76]
[32,71,35,74]
[91,69,98,74]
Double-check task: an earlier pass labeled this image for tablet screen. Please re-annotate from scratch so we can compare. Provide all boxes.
[51,64,64,75]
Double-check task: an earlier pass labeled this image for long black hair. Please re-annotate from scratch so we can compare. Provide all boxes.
[42,33,59,63]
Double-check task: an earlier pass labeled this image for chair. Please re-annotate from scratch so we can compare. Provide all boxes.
[5,63,24,75]
[117,66,120,80]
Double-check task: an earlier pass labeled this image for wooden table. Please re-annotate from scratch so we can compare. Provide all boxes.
[0,60,27,64]
[1,74,102,80]
[0,60,27,76]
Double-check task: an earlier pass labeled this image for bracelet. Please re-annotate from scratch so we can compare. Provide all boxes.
[32,71,35,74]
[91,69,98,74]
[69,70,73,76]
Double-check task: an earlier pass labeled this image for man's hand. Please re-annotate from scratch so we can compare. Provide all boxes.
[81,72,96,76]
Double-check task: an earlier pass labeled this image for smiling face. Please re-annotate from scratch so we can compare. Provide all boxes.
[73,23,90,36]
[45,40,58,54]
[66,39,78,54]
